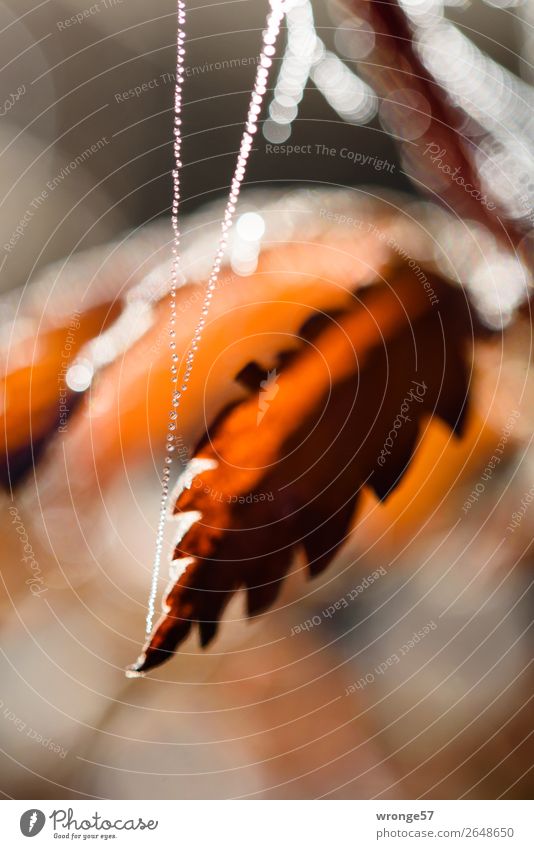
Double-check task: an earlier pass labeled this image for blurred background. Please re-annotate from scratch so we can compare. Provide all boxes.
[0,0,533,800]
[0,0,530,291]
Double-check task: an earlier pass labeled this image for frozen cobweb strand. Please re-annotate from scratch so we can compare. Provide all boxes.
[144,0,287,639]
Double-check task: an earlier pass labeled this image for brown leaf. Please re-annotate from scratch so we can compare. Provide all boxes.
[132,266,477,673]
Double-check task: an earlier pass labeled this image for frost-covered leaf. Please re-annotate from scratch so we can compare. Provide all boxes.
[132,266,476,672]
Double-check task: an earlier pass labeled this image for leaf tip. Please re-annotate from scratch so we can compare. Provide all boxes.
[125,659,147,679]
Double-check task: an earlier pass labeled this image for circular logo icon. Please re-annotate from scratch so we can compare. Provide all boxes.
[20,810,46,837]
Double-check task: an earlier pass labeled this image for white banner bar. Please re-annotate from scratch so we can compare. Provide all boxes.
[1,800,532,848]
